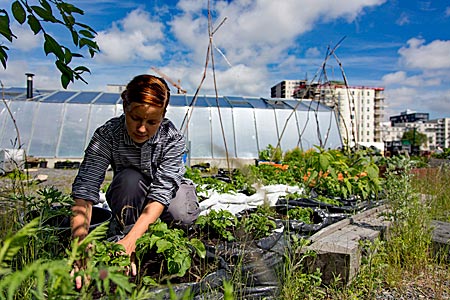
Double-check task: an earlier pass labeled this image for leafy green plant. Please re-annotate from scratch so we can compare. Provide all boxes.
[258,144,282,162]
[135,220,206,279]
[0,221,135,299]
[240,207,277,240]
[283,147,305,164]
[195,209,238,241]
[91,240,130,270]
[287,207,313,224]
[315,195,343,207]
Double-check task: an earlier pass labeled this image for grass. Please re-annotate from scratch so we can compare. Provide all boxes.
[0,157,449,299]
[305,161,450,300]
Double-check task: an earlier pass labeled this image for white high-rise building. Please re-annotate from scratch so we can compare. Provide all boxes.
[291,82,385,146]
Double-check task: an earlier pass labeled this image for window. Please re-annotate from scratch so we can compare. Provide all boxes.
[367,107,370,112]
[367,123,370,128]
[367,99,370,104]
[367,115,370,120]
[367,131,370,135]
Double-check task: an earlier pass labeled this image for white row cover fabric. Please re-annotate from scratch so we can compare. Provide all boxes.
[198,184,303,216]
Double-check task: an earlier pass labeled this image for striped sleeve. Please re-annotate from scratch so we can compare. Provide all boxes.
[146,125,186,207]
[71,123,113,204]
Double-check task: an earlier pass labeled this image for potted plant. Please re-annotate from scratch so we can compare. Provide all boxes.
[39,159,48,168]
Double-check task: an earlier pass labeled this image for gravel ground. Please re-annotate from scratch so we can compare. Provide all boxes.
[0,167,113,195]
[375,268,450,300]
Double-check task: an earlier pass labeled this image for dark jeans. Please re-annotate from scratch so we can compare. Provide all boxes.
[105,168,200,238]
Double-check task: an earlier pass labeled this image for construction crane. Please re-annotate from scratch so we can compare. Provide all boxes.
[151,67,187,94]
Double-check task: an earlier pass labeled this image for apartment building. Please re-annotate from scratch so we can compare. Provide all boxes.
[288,81,385,146]
[382,110,446,152]
[429,118,450,149]
[270,80,308,98]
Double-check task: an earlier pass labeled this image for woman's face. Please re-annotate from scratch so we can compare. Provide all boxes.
[124,102,165,143]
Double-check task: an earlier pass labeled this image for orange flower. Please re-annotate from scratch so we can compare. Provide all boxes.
[337,173,344,181]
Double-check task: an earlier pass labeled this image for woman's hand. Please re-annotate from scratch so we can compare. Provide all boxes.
[70,243,93,290]
[117,236,137,276]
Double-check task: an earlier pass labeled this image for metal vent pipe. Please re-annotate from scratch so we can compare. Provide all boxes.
[26,73,34,99]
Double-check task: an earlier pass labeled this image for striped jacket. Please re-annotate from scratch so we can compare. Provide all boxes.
[72,114,186,206]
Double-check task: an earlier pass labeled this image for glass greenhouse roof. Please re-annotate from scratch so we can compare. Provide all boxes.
[1,88,342,160]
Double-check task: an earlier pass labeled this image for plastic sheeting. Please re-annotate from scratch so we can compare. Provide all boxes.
[0,92,342,159]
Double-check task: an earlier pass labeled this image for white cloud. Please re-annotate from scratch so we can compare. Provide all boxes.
[446,7,450,16]
[384,86,417,111]
[426,89,450,113]
[95,9,165,63]
[0,60,30,87]
[9,24,41,51]
[382,71,407,85]
[396,13,409,25]
[398,38,450,70]
[382,71,441,87]
[305,47,321,58]
[170,0,386,69]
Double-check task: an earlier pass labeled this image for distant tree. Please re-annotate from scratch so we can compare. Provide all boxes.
[402,129,427,147]
[0,0,99,88]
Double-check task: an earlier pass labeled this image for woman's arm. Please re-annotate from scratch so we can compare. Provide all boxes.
[71,198,93,241]
[117,201,165,255]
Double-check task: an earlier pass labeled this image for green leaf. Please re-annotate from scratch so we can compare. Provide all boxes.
[142,276,158,287]
[190,238,206,258]
[60,73,70,89]
[319,153,329,171]
[61,13,75,27]
[0,12,15,42]
[79,37,99,51]
[79,29,94,38]
[60,3,84,15]
[70,30,79,46]
[366,165,379,180]
[27,15,42,34]
[44,34,64,60]
[63,47,72,64]
[31,5,56,22]
[11,1,26,24]
[155,239,171,253]
[71,52,83,58]
[40,0,52,14]
[74,65,90,73]
[75,22,97,34]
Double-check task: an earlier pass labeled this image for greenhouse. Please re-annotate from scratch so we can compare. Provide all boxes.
[0,87,342,163]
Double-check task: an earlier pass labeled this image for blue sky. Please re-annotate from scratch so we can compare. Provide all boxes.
[1,0,449,120]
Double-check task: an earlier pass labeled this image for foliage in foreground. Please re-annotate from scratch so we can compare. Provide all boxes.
[0,0,99,88]
[1,153,449,299]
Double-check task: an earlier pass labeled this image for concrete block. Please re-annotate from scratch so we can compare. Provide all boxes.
[302,205,391,285]
[431,220,450,262]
